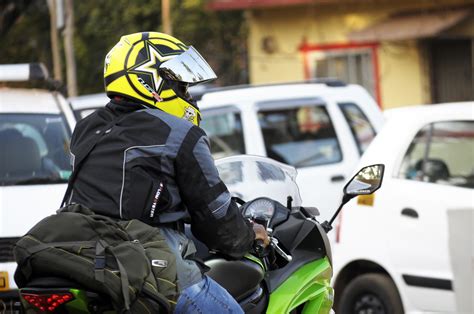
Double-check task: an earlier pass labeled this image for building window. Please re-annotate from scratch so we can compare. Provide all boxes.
[429,39,474,103]
[313,48,375,97]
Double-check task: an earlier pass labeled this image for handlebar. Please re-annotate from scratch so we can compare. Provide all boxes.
[253,236,292,262]
[245,205,293,263]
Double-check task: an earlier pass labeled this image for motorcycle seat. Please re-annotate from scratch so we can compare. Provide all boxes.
[25,276,81,288]
[205,258,264,301]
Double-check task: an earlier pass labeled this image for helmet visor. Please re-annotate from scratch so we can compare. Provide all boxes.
[159,46,217,85]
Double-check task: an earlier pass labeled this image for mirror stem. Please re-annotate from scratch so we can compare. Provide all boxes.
[322,194,352,233]
[287,196,293,209]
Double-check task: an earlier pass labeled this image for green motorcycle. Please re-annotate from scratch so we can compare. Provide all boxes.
[18,155,384,313]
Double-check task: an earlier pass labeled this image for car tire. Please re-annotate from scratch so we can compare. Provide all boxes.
[337,273,403,314]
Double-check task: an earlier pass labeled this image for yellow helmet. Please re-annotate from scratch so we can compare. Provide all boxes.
[104,32,217,125]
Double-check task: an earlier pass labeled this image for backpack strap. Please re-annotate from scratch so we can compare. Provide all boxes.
[115,254,131,311]
[94,240,107,283]
[95,240,132,311]
[61,114,125,207]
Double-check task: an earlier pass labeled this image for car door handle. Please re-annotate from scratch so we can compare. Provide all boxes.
[331,175,345,182]
[401,208,419,218]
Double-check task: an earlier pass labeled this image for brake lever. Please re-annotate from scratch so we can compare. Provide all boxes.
[271,237,292,262]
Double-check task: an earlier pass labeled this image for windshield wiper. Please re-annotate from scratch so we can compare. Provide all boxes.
[13,176,67,186]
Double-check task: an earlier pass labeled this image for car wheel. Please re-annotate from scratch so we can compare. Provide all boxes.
[337,273,403,314]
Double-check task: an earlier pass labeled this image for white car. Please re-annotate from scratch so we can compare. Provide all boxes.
[332,102,474,313]
[198,81,384,220]
[0,64,76,300]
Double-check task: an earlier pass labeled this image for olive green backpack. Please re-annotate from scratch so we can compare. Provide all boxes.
[14,203,178,313]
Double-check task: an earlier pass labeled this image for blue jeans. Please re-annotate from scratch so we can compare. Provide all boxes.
[175,276,244,314]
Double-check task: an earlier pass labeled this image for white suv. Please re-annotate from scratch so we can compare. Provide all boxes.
[198,81,384,220]
[0,64,76,302]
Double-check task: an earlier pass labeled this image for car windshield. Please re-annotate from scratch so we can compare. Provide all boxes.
[0,114,72,186]
[215,155,302,206]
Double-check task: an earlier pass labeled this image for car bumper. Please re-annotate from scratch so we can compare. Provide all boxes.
[0,289,19,300]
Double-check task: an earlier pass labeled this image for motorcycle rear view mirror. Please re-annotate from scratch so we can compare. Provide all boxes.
[321,164,385,233]
[343,164,385,198]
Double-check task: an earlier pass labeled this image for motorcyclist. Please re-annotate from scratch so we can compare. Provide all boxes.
[67,32,269,313]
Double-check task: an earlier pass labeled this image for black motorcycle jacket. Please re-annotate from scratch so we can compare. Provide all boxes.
[69,99,254,259]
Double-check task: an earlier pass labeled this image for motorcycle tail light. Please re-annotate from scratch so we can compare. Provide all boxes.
[21,292,74,312]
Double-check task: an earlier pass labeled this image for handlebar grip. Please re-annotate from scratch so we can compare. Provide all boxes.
[253,239,265,257]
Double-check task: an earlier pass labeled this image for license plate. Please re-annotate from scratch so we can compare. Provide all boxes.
[0,271,9,291]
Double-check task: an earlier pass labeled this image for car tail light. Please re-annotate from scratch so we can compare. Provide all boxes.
[21,292,74,312]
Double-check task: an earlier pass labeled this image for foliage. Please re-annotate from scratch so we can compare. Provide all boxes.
[0,0,34,37]
[0,1,52,71]
[172,0,248,86]
[0,0,248,95]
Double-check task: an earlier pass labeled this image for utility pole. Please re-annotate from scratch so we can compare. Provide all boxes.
[471,39,474,100]
[63,0,78,96]
[162,0,172,35]
[47,0,62,81]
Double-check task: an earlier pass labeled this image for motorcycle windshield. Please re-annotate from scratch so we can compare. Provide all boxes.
[215,155,302,206]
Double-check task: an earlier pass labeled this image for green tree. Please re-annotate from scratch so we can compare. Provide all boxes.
[73,0,163,94]
[0,1,52,72]
[0,0,248,95]
[172,0,248,86]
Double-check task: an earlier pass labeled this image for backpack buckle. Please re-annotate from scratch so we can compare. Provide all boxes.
[95,256,106,269]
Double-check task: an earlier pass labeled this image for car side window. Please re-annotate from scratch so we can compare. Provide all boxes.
[399,125,430,181]
[200,111,245,159]
[399,121,474,188]
[257,105,342,167]
[338,102,376,155]
[78,109,97,120]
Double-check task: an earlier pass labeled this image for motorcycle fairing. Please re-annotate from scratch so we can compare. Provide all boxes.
[266,257,333,313]
[266,210,331,292]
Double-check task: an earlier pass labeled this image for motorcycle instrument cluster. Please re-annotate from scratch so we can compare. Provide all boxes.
[243,198,275,220]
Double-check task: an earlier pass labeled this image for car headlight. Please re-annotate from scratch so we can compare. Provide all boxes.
[243,198,275,220]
